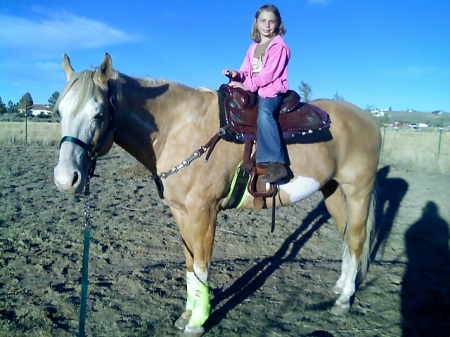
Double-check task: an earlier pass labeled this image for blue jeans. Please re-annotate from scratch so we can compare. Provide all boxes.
[256,95,285,164]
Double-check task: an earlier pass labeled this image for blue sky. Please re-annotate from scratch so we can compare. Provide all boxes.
[0,0,449,112]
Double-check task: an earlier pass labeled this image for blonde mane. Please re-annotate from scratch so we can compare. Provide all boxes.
[53,71,96,117]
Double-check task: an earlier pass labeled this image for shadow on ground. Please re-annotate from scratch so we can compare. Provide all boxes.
[401,201,450,337]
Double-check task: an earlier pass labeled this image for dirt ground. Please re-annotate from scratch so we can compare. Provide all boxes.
[1,144,449,337]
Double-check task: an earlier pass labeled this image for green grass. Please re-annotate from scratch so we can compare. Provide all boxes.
[0,122,60,145]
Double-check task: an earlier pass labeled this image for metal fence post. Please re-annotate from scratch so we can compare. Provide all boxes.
[25,105,29,144]
[381,124,387,158]
[437,118,443,160]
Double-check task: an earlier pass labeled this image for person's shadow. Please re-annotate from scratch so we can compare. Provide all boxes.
[402,201,450,337]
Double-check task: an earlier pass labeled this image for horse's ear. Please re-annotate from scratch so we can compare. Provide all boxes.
[96,53,113,85]
[62,53,75,82]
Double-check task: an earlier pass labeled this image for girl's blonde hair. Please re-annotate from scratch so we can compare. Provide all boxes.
[250,4,286,43]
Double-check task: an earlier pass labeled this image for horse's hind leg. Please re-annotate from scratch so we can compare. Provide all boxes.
[331,183,374,315]
[321,181,349,293]
[322,180,347,235]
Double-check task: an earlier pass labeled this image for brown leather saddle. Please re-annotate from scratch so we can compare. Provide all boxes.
[219,84,328,141]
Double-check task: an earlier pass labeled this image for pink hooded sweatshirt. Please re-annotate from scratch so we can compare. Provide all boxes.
[236,35,290,98]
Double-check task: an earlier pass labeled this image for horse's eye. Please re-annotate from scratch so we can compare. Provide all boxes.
[93,112,104,121]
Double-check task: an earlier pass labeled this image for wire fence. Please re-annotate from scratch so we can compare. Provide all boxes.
[380,125,450,173]
[1,118,449,173]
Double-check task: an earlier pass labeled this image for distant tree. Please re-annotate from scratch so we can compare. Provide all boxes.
[298,81,312,102]
[18,92,33,110]
[332,92,344,100]
[381,114,390,127]
[365,104,374,112]
[48,91,59,111]
[7,100,18,113]
[0,97,6,114]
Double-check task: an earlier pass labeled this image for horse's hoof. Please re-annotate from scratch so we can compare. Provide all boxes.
[174,316,189,330]
[330,303,350,315]
[174,311,191,330]
[182,324,205,337]
[331,284,343,294]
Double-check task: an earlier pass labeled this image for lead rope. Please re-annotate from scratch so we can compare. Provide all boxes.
[79,176,91,337]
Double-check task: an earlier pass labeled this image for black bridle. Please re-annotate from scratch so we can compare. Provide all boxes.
[59,82,116,177]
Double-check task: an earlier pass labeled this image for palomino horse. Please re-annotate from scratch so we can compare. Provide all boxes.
[54,53,381,336]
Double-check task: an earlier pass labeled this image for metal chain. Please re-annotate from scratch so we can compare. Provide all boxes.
[83,178,91,227]
[159,149,204,179]
[158,126,229,180]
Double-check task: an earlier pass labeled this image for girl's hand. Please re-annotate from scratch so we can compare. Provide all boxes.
[228,81,245,89]
[222,69,237,79]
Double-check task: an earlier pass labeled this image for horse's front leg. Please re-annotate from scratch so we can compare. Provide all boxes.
[171,205,217,337]
[174,245,209,334]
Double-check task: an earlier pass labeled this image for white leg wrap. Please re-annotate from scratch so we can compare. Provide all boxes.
[186,271,196,311]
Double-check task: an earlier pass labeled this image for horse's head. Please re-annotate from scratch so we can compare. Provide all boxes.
[54,53,115,193]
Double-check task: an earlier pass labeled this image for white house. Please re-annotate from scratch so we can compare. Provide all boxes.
[30,104,52,116]
[18,104,52,116]
[370,109,385,117]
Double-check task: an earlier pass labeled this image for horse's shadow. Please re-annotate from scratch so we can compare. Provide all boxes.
[401,201,450,336]
[206,200,330,331]
[371,165,409,261]
[206,165,409,333]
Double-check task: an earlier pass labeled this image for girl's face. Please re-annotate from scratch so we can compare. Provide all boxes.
[255,11,279,42]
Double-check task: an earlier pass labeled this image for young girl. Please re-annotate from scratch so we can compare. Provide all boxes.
[222,4,289,183]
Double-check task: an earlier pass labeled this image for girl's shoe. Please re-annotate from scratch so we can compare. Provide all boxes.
[260,162,287,183]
